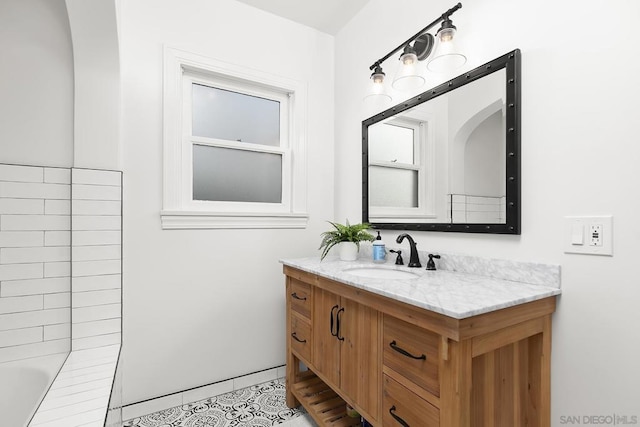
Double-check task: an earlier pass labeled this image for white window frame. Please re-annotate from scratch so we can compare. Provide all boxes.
[368,117,435,222]
[162,47,308,229]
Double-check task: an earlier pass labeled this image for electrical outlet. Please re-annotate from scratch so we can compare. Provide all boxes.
[589,224,602,246]
[564,216,613,256]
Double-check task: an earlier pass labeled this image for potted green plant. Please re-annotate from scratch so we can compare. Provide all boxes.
[319,220,375,261]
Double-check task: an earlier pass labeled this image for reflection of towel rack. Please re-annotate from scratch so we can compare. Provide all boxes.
[447,194,506,224]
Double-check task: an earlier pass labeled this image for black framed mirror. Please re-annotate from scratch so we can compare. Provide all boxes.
[362,49,521,234]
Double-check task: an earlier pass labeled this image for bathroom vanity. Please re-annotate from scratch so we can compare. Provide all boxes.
[281,255,560,427]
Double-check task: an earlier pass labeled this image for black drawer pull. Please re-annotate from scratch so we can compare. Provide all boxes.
[330,305,339,337]
[389,340,426,360]
[291,332,306,343]
[336,307,345,341]
[291,292,307,301]
[389,406,410,427]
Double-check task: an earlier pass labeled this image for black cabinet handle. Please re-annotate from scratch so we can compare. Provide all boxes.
[389,406,410,427]
[336,307,345,341]
[389,340,426,360]
[291,292,307,301]
[330,305,339,337]
[291,332,306,343]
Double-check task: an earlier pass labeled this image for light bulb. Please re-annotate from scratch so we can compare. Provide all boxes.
[427,20,466,73]
[438,27,455,42]
[401,52,417,66]
[392,45,425,92]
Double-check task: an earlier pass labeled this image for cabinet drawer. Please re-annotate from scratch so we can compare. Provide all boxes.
[290,314,312,363]
[383,375,439,427]
[383,315,440,396]
[290,279,312,319]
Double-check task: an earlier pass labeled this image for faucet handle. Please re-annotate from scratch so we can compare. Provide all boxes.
[390,249,403,265]
[426,254,441,271]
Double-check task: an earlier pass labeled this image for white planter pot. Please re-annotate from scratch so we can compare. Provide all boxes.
[339,242,359,261]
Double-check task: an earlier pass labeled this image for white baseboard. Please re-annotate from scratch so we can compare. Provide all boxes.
[122,365,286,421]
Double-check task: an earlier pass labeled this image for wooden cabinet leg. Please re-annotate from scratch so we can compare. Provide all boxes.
[286,352,300,408]
[539,315,552,427]
[527,314,552,427]
[440,339,473,427]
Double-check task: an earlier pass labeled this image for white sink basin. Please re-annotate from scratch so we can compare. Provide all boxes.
[343,266,420,280]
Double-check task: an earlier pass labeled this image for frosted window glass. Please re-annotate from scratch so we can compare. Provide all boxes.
[368,123,414,164]
[192,84,280,146]
[369,166,418,208]
[193,145,282,203]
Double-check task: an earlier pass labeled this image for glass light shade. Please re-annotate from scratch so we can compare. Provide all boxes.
[438,27,456,43]
[363,70,392,107]
[427,27,466,73]
[392,51,426,92]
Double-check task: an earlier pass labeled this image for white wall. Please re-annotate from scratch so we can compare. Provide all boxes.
[336,0,640,421]
[65,0,121,171]
[119,0,334,405]
[0,0,73,168]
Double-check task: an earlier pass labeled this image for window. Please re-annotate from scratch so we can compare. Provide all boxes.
[186,76,289,206]
[162,48,308,229]
[367,117,434,221]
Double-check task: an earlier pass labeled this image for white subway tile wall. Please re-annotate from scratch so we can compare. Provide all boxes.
[2,165,122,426]
[0,165,72,363]
[71,168,122,351]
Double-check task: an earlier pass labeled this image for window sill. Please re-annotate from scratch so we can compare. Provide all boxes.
[160,210,308,229]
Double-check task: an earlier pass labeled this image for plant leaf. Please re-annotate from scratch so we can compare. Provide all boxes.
[318,220,375,260]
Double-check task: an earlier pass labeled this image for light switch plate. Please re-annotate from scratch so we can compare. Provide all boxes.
[564,216,613,256]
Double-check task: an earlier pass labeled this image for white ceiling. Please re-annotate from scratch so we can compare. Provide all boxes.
[234,0,371,35]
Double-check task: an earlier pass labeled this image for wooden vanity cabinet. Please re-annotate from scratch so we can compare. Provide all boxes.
[284,265,556,427]
[285,269,379,426]
[312,288,379,422]
[288,278,313,364]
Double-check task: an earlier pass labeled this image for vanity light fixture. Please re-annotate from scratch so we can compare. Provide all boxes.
[367,2,466,101]
[363,65,393,108]
[392,44,425,91]
[427,16,467,72]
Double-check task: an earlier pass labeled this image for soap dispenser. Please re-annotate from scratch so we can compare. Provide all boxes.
[372,231,386,263]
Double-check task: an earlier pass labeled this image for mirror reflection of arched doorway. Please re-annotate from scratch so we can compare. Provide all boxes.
[450,99,505,223]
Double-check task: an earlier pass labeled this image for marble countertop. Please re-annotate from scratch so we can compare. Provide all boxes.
[281,256,561,320]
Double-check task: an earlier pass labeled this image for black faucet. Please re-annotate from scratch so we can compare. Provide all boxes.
[426,254,441,271]
[395,234,421,268]
[389,249,403,265]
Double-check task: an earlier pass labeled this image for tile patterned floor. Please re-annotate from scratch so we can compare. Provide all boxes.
[123,378,308,427]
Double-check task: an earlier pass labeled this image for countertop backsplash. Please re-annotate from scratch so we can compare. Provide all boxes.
[356,244,560,289]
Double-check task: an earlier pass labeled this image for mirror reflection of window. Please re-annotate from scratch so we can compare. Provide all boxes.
[369,123,414,164]
[368,120,422,209]
[370,167,418,208]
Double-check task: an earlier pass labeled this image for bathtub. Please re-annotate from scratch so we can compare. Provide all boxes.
[0,354,67,427]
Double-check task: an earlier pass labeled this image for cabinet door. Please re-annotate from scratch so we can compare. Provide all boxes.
[339,297,380,420]
[312,288,341,386]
